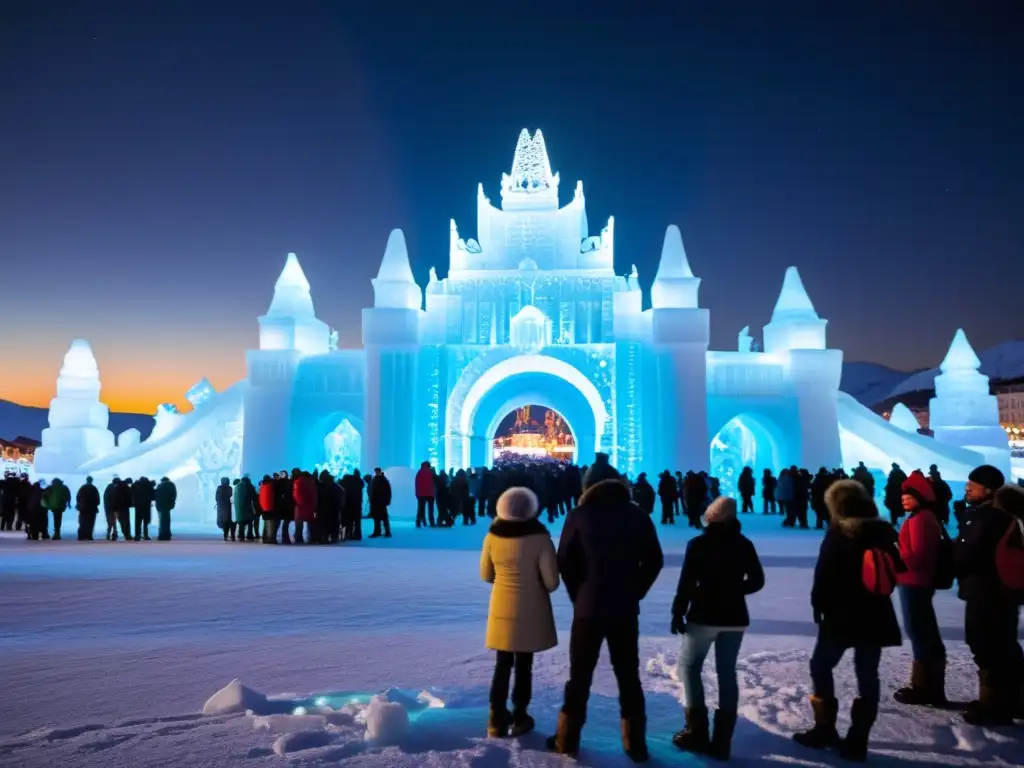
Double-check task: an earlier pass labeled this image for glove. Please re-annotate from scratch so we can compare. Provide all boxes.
[670,615,686,635]
[813,609,823,624]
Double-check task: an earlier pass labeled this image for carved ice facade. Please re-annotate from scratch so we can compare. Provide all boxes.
[33,130,1009,517]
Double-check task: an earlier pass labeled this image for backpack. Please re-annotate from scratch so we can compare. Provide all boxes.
[933,523,955,590]
[863,547,897,596]
[995,517,1024,593]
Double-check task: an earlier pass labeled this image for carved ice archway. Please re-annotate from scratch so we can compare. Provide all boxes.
[446,353,610,469]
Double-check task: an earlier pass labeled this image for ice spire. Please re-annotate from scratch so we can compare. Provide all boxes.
[505,129,557,191]
[651,225,700,308]
[376,229,416,283]
[267,253,315,318]
[372,228,421,310]
[940,328,982,372]
[888,403,920,432]
[60,339,100,383]
[770,266,819,321]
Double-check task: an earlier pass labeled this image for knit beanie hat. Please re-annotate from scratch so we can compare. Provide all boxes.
[968,464,1005,492]
[704,496,736,524]
[901,470,936,507]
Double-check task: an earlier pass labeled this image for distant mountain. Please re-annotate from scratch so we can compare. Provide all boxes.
[0,400,153,443]
[840,361,915,407]
[888,339,1024,399]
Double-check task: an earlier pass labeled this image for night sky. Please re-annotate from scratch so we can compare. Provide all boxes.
[2,2,1021,413]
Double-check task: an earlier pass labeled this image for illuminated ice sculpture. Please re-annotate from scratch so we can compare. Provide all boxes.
[33,129,1010,519]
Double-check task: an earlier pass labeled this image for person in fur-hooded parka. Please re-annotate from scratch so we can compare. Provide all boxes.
[794,479,904,762]
[480,486,559,738]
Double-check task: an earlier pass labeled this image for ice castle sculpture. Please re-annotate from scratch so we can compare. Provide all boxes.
[32,129,1012,518]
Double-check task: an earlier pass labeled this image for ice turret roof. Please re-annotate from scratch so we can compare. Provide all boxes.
[61,339,99,378]
[267,253,315,317]
[770,266,819,321]
[940,328,982,373]
[376,229,416,283]
[654,225,694,280]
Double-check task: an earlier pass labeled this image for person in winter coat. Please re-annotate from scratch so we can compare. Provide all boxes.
[215,478,233,540]
[154,477,176,541]
[737,467,756,514]
[955,464,1021,725]
[794,480,903,762]
[452,469,473,525]
[116,479,133,539]
[480,486,559,738]
[26,481,46,539]
[928,464,953,525]
[233,476,257,542]
[276,471,295,545]
[549,468,663,763]
[657,471,677,525]
[132,476,155,541]
[75,476,101,541]
[415,461,436,528]
[893,470,948,706]
[762,469,777,514]
[671,496,765,760]
[103,478,121,541]
[632,473,655,515]
[581,452,618,491]
[777,469,794,522]
[44,478,71,540]
[811,468,831,529]
[884,463,908,528]
[258,475,277,543]
[292,471,317,544]
[369,467,392,538]
[341,471,363,540]
[992,484,1024,720]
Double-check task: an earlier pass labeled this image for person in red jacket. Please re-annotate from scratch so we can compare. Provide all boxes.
[893,470,947,706]
[415,461,437,528]
[292,471,318,545]
[258,475,278,544]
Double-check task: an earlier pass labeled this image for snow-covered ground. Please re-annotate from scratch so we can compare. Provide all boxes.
[0,513,1020,767]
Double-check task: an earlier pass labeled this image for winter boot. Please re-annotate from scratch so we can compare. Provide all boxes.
[793,695,840,749]
[487,708,509,738]
[839,698,878,762]
[963,670,1013,726]
[927,659,949,707]
[509,710,535,737]
[671,706,710,753]
[708,709,738,760]
[893,660,929,705]
[546,711,583,757]
[620,716,649,763]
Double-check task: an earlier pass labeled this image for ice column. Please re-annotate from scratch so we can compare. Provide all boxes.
[929,328,1010,475]
[763,267,843,470]
[34,339,116,475]
[650,225,710,472]
[362,229,422,470]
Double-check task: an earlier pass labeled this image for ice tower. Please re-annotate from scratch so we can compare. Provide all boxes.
[34,339,115,475]
[929,328,1010,475]
[243,253,329,476]
[650,225,710,471]
[763,267,843,470]
[362,229,422,470]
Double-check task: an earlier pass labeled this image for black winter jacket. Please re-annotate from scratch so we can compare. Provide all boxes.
[76,483,100,514]
[811,517,903,648]
[672,519,764,627]
[557,479,663,620]
[955,501,1017,603]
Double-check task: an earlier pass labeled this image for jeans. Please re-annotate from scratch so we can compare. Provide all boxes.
[562,617,645,720]
[678,624,745,711]
[741,495,754,514]
[416,496,435,527]
[898,586,945,663]
[810,627,882,704]
[763,498,776,515]
[490,651,534,714]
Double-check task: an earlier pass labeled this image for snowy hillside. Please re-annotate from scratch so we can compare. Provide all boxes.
[889,339,1024,398]
[0,399,153,442]
[839,361,914,406]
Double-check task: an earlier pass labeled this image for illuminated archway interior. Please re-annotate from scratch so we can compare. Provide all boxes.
[492,404,576,464]
[709,414,782,499]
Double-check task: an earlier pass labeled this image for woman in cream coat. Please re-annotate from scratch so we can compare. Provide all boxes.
[481,485,560,737]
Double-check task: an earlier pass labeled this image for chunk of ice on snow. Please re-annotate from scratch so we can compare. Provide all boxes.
[253,714,327,733]
[416,690,445,708]
[203,679,268,715]
[364,695,409,743]
[272,728,332,756]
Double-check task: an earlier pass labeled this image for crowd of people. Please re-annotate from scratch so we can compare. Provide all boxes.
[480,457,1023,763]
